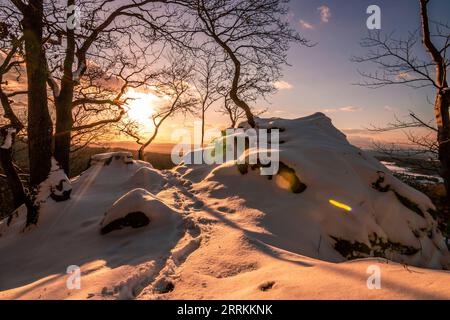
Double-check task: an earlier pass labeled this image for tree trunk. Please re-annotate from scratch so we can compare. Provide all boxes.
[139,127,159,161]
[0,127,38,224]
[22,2,52,187]
[54,0,75,176]
[54,101,73,176]
[229,60,255,128]
[201,108,205,146]
[435,90,450,203]
[138,145,146,161]
[22,0,53,225]
[207,29,256,128]
[0,130,25,209]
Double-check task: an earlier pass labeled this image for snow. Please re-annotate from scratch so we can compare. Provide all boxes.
[381,161,443,183]
[35,158,72,204]
[1,113,450,300]
[100,188,181,231]
[128,167,167,193]
[0,128,16,149]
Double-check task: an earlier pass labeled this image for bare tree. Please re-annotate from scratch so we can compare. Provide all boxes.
[192,50,222,145]
[0,33,26,209]
[353,0,450,201]
[184,0,310,128]
[67,55,158,163]
[0,4,43,225]
[0,0,169,224]
[42,0,187,175]
[9,0,53,203]
[124,58,197,160]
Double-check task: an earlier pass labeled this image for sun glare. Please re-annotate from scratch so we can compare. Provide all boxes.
[125,89,159,130]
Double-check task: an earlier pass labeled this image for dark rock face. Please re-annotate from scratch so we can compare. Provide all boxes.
[101,211,150,235]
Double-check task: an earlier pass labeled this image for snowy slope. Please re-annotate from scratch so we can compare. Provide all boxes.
[178,113,449,269]
[0,114,449,300]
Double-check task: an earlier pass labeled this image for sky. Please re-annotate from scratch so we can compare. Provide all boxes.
[3,0,449,149]
[147,0,450,148]
[254,0,450,147]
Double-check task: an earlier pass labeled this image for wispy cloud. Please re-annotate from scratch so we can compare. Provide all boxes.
[299,19,315,30]
[273,80,294,90]
[318,5,331,23]
[322,106,362,113]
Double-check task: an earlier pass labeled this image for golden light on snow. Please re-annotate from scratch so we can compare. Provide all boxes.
[275,173,293,191]
[125,88,159,130]
[329,199,352,212]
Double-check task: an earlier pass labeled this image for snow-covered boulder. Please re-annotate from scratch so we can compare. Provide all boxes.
[179,113,450,269]
[100,188,181,235]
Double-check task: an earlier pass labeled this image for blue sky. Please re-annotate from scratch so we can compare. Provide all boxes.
[257,0,450,144]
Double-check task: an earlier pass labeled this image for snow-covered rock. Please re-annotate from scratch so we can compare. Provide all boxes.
[178,113,449,270]
[100,188,181,234]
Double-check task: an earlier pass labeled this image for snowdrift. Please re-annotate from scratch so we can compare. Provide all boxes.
[0,113,449,300]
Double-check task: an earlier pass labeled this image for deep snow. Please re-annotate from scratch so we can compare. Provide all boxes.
[0,113,449,300]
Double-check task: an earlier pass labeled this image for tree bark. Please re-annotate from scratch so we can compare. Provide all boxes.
[0,128,25,209]
[54,106,73,176]
[435,91,450,202]
[22,1,52,188]
[53,0,75,176]
[201,108,205,146]
[228,58,255,128]
[138,127,159,161]
[420,0,450,204]
[20,0,53,225]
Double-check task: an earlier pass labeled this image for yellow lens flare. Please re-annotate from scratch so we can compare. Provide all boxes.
[329,199,352,212]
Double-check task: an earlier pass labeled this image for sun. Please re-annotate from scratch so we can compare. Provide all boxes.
[125,88,160,130]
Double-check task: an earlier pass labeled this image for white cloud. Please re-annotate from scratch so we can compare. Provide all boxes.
[299,19,315,30]
[273,80,294,90]
[318,5,331,23]
[322,106,362,113]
